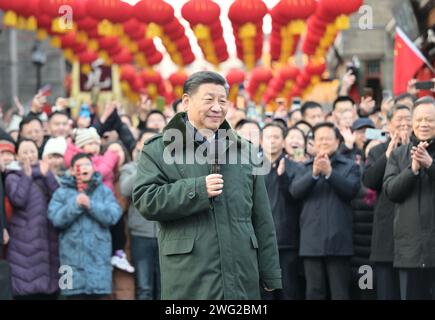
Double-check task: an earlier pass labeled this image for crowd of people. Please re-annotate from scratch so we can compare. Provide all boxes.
[0,69,435,300]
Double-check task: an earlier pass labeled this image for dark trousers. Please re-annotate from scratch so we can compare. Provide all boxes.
[263,249,302,300]
[111,215,126,254]
[130,236,161,300]
[304,256,351,300]
[399,268,435,300]
[66,294,106,300]
[375,262,400,300]
[14,293,59,300]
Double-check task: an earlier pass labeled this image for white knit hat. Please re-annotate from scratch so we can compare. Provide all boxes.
[42,137,67,158]
[74,127,101,148]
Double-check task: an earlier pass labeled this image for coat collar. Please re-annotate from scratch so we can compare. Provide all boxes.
[61,172,102,193]
[162,112,242,151]
[411,133,435,152]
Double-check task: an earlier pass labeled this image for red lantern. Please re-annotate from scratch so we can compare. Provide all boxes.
[163,19,183,35]
[112,48,133,65]
[71,0,88,21]
[272,0,316,22]
[226,69,245,87]
[169,72,188,87]
[247,67,273,95]
[106,43,123,57]
[147,51,163,65]
[305,62,326,76]
[98,36,119,51]
[39,0,75,18]
[123,19,146,41]
[60,32,77,49]
[78,50,98,64]
[131,75,144,93]
[86,0,132,23]
[0,0,25,13]
[318,0,364,19]
[71,42,87,54]
[137,38,158,55]
[134,0,174,25]
[228,0,268,25]
[20,0,40,18]
[175,37,191,51]
[181,50,195,65]
[141,70,163,85]
[279,66,300,80]
[120,64,137,84]
[181,0,220,25]
[76,17,99,32]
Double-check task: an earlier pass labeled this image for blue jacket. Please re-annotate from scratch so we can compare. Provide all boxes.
[48,173,121,296]
[291,153,361,256]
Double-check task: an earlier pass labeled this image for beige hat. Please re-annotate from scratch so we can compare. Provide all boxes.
[74,127,101,148]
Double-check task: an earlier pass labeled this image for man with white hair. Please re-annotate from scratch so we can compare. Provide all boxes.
[384,96,435,300]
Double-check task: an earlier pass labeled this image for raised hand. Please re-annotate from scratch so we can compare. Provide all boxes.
[386,132,400,159]
[76,193,91,209]
[277,158,285,176]
[412,142,433,169]
[39,159,50,176]
[22,158,32,177]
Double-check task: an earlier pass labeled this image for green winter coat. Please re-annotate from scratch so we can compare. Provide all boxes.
[133,112,282,300]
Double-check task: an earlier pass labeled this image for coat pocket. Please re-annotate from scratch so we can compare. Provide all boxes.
[238,218,258,249]
[161,238,194,256]
[248,225,259,249]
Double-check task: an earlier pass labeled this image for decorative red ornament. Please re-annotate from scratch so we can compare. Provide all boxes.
[123,19,146,41]
[98,36,119,51]
[318,0,364,20]
[226,69,245,87]
[112,48,133,65]
[169,71,188,87]
[20,0,40,18]
[181,0,220,25]
[120,64,137,84]
[86,0,133,23]
[228,0,268,25]
[135,0,174,25]
[78,50,98,64]
[0,0,25,13]
[39,0,74,18]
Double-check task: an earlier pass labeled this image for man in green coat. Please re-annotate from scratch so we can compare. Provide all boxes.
[133,71,282,300]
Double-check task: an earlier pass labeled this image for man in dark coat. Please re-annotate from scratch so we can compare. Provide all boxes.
[362,104,412,299]
[262,122,303,300]
[133,71,282,300]
[384,96,435,300]
[291,122,360,299]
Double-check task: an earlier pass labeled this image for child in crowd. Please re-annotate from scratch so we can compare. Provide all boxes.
[64,127,119,193]
[48,153,122,299]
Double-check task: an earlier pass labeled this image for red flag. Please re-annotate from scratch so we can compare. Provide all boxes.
[394,27,429,95]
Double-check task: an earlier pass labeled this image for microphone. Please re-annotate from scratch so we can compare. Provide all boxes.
[210,138,223,175]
